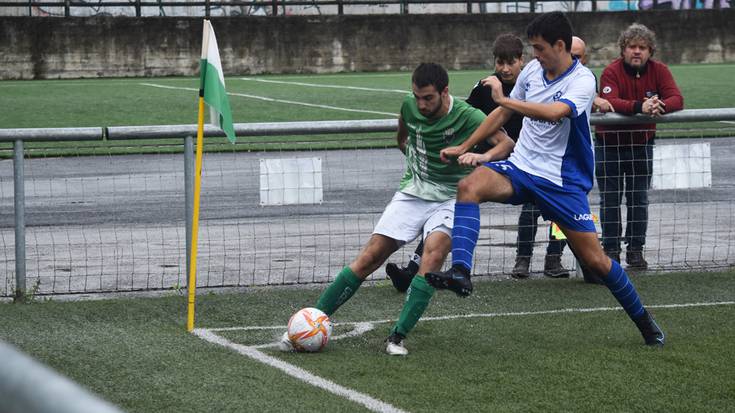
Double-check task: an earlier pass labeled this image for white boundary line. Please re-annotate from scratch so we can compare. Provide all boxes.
[206,300,735,333]
[192,301,733,413]
[139,82,397,117]
[239,77,408,94]
[193,327,406,413]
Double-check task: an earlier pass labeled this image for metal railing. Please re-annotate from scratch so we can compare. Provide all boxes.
[0,0,635,17]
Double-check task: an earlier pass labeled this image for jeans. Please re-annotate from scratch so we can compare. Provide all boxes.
[516,202,566,258]
[595,142,654,254]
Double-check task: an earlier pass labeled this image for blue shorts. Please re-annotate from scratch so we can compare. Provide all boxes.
[484,160,596,233]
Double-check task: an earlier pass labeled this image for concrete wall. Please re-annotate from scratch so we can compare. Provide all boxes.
[1,10,733,80]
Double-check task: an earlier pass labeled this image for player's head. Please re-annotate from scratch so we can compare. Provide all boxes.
[492,34,524,85]
[411,63,449,119]
[618,23,656,69]
[526,12,574,72]
[571,36,588,65]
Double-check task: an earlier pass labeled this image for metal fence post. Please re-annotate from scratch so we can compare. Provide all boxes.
[185,136,194,287]
[13,140,26,302]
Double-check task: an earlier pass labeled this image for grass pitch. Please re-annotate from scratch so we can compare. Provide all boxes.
[1,271,734,412]
[1,63,734,157]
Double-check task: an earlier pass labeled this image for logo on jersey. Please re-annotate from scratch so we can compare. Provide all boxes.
[602,86,612,94]
[443,128,456,144]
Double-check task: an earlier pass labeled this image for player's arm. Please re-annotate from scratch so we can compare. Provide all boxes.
[396,115,408,155]
[439,106,512,163]
[457,129,515,166]
[494,97,571,123]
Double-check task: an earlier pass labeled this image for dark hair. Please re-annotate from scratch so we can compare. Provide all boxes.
[412,63,449,92]
[526,11,573,52]
[493,34,524,62]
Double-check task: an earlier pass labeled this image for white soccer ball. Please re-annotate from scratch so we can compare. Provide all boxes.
[287,307,333,352]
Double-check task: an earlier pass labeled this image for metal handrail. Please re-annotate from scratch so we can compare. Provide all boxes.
[2,109,734,143]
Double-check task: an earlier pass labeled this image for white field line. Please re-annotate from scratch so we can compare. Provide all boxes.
[240,77,408,94]
[194,301,732,413]
[192,328,407,413]
[139,82,397,117]
[206,300,735,333]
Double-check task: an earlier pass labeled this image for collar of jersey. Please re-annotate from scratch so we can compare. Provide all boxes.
[541,57,579,87]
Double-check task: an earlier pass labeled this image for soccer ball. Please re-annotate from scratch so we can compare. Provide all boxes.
[287,307,333,352]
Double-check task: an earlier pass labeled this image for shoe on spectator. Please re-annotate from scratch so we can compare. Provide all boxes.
[543,255,569,278]
[511,256,531,279]
[626,250,648,270]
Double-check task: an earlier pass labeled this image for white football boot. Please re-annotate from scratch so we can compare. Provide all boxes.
[385,332,408,356]
[278,331,294,352]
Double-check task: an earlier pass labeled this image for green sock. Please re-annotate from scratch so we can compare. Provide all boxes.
[316,266,362,316]
[392,275,435,337]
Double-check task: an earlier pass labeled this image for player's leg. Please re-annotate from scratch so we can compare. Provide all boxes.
[385,236,424,293]
[314,192,430,317]
[386,230,449,355]
[561,226,664,347]
[315,234,398,317]
[426,165,514,296]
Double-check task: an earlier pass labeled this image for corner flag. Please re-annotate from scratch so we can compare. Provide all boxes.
[188,20,235,332]
[200,20,235,143]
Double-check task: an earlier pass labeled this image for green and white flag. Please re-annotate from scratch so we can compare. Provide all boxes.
[200,20,235,143]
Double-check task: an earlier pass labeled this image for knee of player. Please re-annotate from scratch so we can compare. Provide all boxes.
[582,253,611,277]
[456,177,481,201]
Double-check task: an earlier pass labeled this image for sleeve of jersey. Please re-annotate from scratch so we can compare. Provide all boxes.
[509,66,530,101]
[558,72,595,118]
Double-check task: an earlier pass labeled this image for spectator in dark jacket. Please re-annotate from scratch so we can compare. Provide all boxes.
[595,23,684,270]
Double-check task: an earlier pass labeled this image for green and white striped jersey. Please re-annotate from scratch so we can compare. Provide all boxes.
[399,94,486,201]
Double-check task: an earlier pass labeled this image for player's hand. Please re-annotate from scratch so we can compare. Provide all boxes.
[593,96,614,113]
[457,152,488,166]
[484,76,504,103]
[479,75,496,87]
[440,146,465,163]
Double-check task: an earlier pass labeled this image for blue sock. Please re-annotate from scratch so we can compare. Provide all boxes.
[451,202,480,271]
[604,260,645,320]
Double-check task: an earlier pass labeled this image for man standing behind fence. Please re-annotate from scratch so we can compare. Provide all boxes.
[595,23,683,270]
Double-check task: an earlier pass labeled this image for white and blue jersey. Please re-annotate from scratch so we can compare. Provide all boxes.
[483,58,597,232]
[508,58,596,191]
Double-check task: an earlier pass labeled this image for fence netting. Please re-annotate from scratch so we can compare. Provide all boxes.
[1,126,734,297]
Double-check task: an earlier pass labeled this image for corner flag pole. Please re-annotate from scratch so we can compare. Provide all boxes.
[187,20,211,332]
[187,20,235,332]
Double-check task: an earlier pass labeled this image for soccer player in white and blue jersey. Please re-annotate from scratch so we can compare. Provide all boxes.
[426,12,665,347]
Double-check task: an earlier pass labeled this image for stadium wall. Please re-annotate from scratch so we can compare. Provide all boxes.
[1,10,733,79]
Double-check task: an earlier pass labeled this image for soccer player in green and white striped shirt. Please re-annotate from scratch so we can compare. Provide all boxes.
[279,63,514,356]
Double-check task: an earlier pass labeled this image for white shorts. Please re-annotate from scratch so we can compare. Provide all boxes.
[373,191,455,246]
